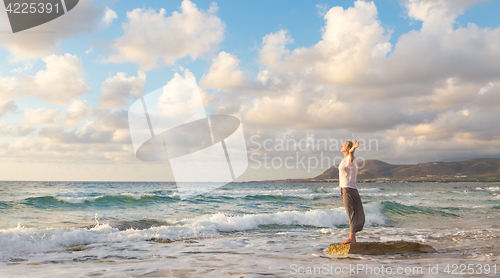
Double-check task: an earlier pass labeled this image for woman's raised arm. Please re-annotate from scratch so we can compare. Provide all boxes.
[349,140,359,162]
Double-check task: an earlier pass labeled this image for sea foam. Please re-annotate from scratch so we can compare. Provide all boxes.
[0,203,385,261]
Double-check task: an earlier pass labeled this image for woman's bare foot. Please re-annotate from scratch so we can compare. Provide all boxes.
[340,238,356,245]
[340,232,357,244]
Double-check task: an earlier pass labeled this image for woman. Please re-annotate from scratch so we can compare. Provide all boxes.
[338,140,365,244]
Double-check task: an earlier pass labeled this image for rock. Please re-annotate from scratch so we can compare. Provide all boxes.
[147,237,175,243]
[67,246,88,252]
[327,241,436,255]
[146,235,242,244]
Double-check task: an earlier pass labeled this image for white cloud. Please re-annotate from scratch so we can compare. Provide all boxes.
[200,51,244,89]
[0,100,18,117]
[259,1,391,84]
[19,99,88,131]
[107,0,225,71]
[0,54,89,105]
[479,82,494,95]
[91,108,129,130]
[112,129,132,145]
[403,0,485,32]
[259,29,294,71]
[2,0,500,180]
[254,0,500,89]
[100,71,146,108]
[384,106,500,165]
[10,62,33,74]
[102,7,118,26]
[240,82,421,132]
[62,99,91,126]
[0,76,17,103]
[33,69,204,147]
[11,138,43,151]
[37,120,123,145]
[316,4,328,16]
[0,120,34,136]
[24,108,60,125]
[0,0,103,61]
[412,78,485,110]
[29,54,90,104]
[205,0,500,166]
[15,125,35,136]
[0,120,12,134]
[14,99,130,148]
[382,22,500,85]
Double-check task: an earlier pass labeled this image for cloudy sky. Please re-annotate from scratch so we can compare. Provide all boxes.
[0,0,499,181]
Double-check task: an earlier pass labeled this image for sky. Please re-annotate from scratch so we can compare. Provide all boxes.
[0,0,499,181]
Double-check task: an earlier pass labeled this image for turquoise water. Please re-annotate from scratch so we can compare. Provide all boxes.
[1,181,500,276]
[2,181,499,230]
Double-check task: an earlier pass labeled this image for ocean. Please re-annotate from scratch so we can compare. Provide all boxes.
[1,181,499,277]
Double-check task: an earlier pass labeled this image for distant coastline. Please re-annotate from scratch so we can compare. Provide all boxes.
[252,158,500,183]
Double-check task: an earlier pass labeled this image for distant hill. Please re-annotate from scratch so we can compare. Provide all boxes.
[314,158,500,182]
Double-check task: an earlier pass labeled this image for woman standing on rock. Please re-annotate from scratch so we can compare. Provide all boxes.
[338,140,365,244]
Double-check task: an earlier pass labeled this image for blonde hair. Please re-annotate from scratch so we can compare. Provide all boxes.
[346,141,353,150]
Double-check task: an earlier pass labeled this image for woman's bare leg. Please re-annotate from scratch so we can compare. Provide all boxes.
[340,232,356,244]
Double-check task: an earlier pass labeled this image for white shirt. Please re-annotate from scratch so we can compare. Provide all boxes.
[338,155,358,189]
